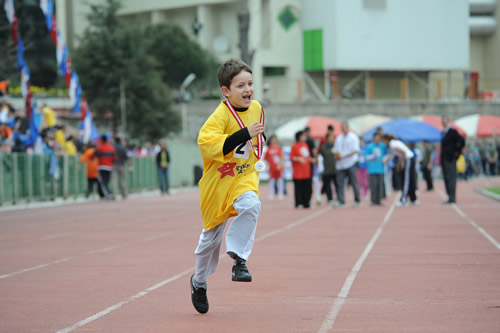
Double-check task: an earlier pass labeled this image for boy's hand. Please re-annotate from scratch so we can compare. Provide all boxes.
[247,122,264,138]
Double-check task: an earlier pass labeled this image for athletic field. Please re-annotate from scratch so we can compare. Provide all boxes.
[1,179,499,332]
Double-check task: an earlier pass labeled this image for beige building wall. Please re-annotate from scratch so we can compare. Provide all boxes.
[482,2,500,90]
[57,0,302,102]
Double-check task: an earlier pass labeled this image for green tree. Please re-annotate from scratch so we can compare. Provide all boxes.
[73,0,179,140]
[144,24,214,88]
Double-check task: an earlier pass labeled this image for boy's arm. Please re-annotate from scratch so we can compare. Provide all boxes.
[222,127,251,155]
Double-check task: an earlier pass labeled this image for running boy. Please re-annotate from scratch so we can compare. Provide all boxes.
[191,59,265,314]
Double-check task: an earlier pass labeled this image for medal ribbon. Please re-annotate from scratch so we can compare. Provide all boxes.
[225,100,265,160]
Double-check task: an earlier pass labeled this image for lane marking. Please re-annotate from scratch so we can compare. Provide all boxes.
[318,196,398,333]
[0,257,73,280]
[0,233,174,281]
[256,206,331,242]
[56,267,195,333]
[56,203,334,332]
[40,233,71,241]
[438,190,500,251]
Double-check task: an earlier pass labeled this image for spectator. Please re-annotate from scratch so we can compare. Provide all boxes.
[304,127,319,204]
[80,142,99,198]
[319,132,337,204]
[63,135,77,155]
[365,132,386,206]
[333,122,361,208]
[11,137,26,153]
[94,135,117,199]
[290,130,312,208]
[381,134,418,206]
[114,137,131,199]
[421,140,434,191]
[486,141,498,176]
[264,135,284,200]
[156,141,170,195]
[42,104,57,130]
[356,137,369,199]
[441,116,465,204]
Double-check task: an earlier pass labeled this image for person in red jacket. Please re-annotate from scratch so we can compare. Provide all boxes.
[290,130,314,208]
[94,135,117,199]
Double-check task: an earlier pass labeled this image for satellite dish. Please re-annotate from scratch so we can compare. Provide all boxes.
[213,36,229,53]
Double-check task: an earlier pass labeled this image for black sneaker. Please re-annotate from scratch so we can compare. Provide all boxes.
[232,260,252,282]
[190,274,209,314]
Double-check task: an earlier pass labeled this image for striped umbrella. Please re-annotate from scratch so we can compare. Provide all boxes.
[454,114,500,138]
[348,114,391,135]
[411,115,467,137]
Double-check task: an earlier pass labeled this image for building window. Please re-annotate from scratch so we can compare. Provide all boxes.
[263,67,287,77]
[303,29,323,71]
[363,0,387,10]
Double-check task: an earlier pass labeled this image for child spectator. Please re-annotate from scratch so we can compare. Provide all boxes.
[290,130,312,208]
[264,135,284,200]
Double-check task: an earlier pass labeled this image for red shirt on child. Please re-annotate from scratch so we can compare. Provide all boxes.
[264,145,283,179]
[290,142,311,180]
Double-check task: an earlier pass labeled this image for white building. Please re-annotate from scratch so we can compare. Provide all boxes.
[56,0,500,102]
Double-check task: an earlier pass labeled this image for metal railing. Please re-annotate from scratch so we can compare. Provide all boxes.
[0,153,159,206]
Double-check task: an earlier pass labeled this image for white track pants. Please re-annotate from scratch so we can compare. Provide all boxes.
[194,191,261,284]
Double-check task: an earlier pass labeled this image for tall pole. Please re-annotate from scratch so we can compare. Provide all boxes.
[120,80,127,138]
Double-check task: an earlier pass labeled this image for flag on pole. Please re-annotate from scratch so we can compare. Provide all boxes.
[39,0,54,31]
[69,72,82,113]
[17,36,26,70]
[21,66,30,98]
[4,0,14,23]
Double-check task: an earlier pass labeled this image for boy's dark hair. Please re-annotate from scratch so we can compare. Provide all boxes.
[217,58,252,88]
[295,130,304,142]
[101,135,108,143]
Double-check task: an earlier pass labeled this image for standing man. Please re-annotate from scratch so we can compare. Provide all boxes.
[113,137,131,199]
[95,135,117,199]
[156,141,171,195]
[333,122,361,207]
[441,116,465,204]
[421,140,434,191]
[319,132,337,204]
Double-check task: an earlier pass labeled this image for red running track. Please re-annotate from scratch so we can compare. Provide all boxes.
[0,178,499,332]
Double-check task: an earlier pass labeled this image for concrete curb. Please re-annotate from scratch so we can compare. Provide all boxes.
[0,187,199,212]
[475,188,500,201]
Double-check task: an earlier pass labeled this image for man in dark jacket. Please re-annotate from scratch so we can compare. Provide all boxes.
[441,116,465,204]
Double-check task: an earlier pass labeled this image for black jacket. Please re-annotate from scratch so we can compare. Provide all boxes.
[440,128,465,162]
[156,150,170,168]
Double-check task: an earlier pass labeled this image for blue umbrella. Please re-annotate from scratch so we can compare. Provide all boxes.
[363,118,441,143]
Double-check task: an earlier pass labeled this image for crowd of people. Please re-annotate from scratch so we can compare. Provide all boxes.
[1,99,172,199]
[264,117,500,209]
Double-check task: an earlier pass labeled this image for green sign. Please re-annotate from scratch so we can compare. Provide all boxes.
[278,7,297,31]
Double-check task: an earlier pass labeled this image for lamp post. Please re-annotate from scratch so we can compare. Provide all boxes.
[180,73,196,138]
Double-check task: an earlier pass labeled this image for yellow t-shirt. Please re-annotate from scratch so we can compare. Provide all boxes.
[198,100,263,230]
[43,106,57,127]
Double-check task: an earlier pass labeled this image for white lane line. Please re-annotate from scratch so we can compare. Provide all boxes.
[255,206,331,242]
[56,204,334,332]
[40,233,71,241]
[0,233,174,281]
[56,266,195,333]
[318,196,398,333]
[0,257,73,280]
[438,190,500,251]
